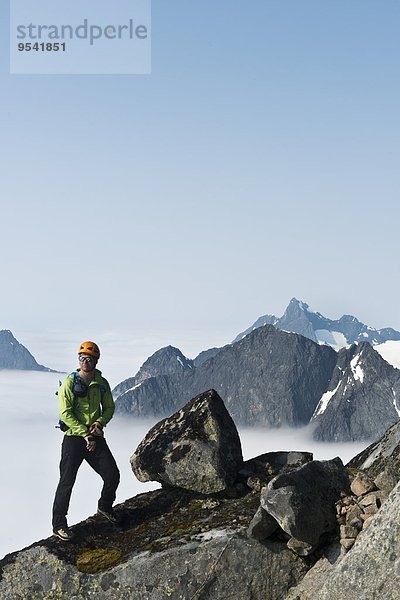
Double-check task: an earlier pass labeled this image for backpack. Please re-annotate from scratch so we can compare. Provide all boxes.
[55,372,106,431]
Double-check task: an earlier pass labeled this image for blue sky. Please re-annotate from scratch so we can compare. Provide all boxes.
[1,1,399,372]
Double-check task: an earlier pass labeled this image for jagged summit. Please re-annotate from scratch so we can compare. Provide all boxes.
[0,330,52,371]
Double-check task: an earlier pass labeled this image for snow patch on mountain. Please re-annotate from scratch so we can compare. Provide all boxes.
[375,341,400,370]
[314,382,341,416]
[350,353,365,383]
[315,330,348,350]
[121,382,143,396]
[392,390,400,418]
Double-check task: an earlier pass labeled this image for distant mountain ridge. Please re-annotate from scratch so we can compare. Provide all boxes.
[233,297,400,349]
[0,330,53,371]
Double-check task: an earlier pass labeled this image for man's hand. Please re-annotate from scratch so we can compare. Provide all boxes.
[85,435,96,452]
[88,421,103,436]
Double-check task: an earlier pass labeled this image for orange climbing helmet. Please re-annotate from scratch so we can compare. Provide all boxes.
[77,341,100,359]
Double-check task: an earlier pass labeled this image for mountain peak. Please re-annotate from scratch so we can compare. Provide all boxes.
[234,299,400,353]
[0,329,15,338]
[289,297,309,309]
[0,330,52,371]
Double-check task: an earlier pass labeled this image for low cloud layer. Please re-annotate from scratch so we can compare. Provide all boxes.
[0,371,370,560]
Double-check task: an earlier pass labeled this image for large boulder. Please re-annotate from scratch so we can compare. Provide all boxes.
[130,389,243,494]
[261,457,350,547]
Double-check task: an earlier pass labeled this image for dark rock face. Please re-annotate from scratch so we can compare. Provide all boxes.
[260,458,350,546]
[131,389,243,494]
[0,330,51,371]
[115,325,400,442]
[193,346,226,367]
[116,326,337,429]
[312,343,400,442]
[247,507,279,541]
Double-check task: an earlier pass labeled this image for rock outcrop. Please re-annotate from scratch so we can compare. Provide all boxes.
[131,389,243,494]
[260,458,350,551]
[0,487,309,600]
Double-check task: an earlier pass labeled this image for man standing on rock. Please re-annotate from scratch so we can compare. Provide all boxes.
[52,341,120,541]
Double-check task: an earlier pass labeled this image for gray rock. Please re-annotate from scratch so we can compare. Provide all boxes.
[130,389,243,494]
[340,537,355,550]
[261,458,350,546]
[0,531,310,600]
[350,471,376,496]
[247,507,278,541]
[285,541,342,600]
[286,538,316,557]
[348,420,400,492]
[374,468,399,495]
[340,525,359,539]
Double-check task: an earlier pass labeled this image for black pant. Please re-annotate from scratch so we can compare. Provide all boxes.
[52,435,120,529]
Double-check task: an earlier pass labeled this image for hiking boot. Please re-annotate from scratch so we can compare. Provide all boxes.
[53,527,74,541]
[97,507,119,524]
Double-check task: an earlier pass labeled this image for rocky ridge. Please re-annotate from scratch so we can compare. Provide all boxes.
[114,325,400,442]
[1,391,400,599]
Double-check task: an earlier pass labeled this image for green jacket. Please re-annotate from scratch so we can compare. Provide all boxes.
[58,369,115,437]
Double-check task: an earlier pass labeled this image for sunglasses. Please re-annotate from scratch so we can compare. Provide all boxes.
[79,355,96,363]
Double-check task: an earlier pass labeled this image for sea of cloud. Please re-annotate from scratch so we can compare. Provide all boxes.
[0,370,369,560]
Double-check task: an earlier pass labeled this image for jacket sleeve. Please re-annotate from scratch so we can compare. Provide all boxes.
[96,381,115,427]
[58,377,88,437]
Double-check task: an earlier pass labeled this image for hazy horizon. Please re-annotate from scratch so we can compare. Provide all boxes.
[1,1,400,342]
